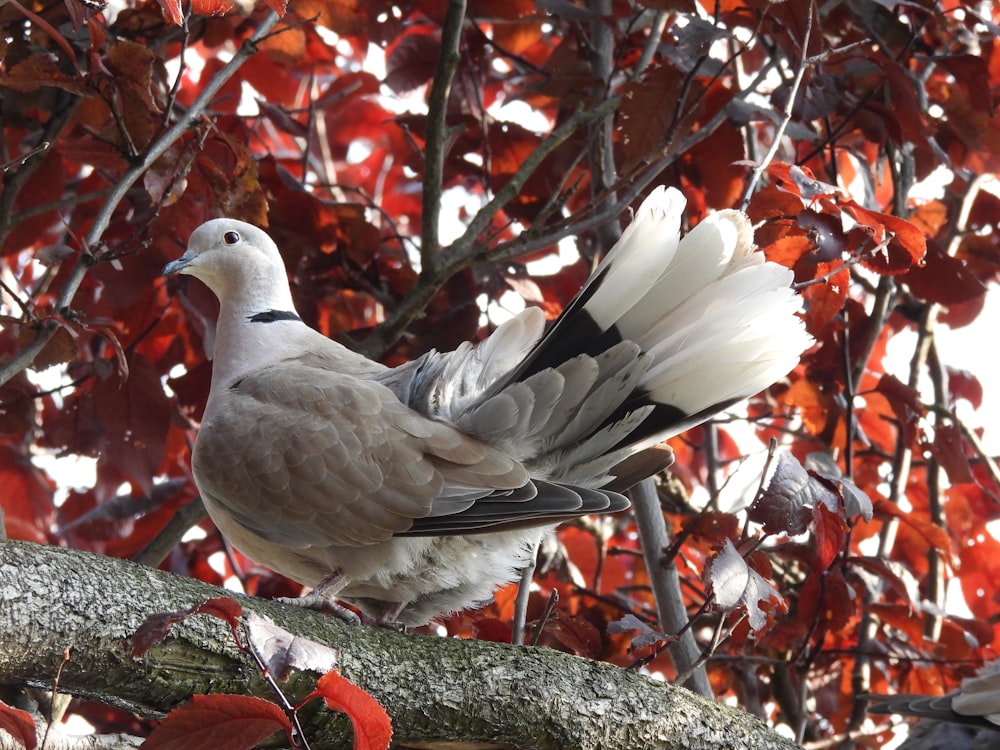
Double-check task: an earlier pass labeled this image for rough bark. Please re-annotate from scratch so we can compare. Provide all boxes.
[0,541,799,749]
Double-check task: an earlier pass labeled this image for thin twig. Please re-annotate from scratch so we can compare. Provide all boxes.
[0,141,51,174]
[740,0,815,209]
[528,590,559,647]
[586,0,621,256]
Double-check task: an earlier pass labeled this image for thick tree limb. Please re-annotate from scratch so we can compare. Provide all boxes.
[0,541,798,750]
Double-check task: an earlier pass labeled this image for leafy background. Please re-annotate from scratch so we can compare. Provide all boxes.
[2,0,1000,747]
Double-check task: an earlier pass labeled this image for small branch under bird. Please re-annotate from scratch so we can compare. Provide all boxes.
[162,186,812,626]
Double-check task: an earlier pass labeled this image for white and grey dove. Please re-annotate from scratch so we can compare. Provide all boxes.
[162,186,811,626]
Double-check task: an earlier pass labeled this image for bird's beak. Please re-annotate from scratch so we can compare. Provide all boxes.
[162,253,194,276]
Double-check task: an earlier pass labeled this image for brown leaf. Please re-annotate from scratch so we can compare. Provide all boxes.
[0,53,88,94]
[619,65,686,172]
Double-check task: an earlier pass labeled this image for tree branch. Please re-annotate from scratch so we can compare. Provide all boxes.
[419,0,467,274]
[630,479,714,698]
[0,541,798,750]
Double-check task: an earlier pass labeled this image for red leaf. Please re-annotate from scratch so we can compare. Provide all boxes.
[873,498,954,561]
[154,0,183,25]
[384,27,439,94]
[761,235,814,270]
[842,200,926,274]
[143,695,291,750]
[0,447,57,544]
[130,611,190,659]
[0,701,36,750]
[902,239,987,306]
[192,597,245,642]
[766,163,839,201]
[847,556,913,602]
[307,671,392,750]
[948,367,983,410]
[682,511,741,547]
[91,353,171,497]
[874,373,924,447]
[958,529,1000,621]
[619,65,685,172]
[534,613,602,658]
[813,503,846,572]
[930,422,975,485]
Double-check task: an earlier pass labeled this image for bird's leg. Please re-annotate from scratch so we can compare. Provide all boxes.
[277,569,361,624]
[360,600,407,631]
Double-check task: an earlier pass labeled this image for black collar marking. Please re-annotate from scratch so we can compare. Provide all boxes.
[248,310,302,323]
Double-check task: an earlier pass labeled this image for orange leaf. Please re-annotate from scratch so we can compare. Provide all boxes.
[190,0,237,16]
[307,671,392,750]
[143,695,291,750]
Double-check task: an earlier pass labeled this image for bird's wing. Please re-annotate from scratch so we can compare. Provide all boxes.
[192,362,626,547]
[193,362,529,548]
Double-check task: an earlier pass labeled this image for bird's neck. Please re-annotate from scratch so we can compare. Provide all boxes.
[209,289,303,392]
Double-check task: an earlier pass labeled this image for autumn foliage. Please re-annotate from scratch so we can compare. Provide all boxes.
[3,0,1000,747]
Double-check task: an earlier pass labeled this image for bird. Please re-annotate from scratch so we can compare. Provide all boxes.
[162,186,811,626]
[866,668,1000,745]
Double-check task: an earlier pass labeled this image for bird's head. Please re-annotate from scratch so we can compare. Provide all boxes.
[162,219,292,305]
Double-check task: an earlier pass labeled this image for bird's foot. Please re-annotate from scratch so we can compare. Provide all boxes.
[276,592,362,624]
[275,569,361,624]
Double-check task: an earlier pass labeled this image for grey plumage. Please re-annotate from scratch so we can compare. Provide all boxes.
[162,186,811,625]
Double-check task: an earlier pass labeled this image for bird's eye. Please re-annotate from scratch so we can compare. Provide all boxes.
[223,231,241,245]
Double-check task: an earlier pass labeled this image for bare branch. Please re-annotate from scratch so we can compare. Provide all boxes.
[630,479,714,698]
[420,0,467,273]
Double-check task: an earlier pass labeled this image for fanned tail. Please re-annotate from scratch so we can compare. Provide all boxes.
[389,187,812,489]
